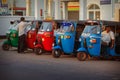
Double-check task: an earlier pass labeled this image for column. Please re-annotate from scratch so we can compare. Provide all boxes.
[26,0,31,16]
[62,2,68,20]
[10,0,14,16]
[44,0,47,19]
[48,0,52,17]
[111,0,115,20]
[54,0,61,20]
[35,0,39,19]
[79,0,87,20]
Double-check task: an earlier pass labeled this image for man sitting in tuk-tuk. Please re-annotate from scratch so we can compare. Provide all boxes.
[101,25,115,56]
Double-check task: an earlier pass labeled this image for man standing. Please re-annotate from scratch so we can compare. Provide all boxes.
[101,25,115,56]
[17,17,29,53]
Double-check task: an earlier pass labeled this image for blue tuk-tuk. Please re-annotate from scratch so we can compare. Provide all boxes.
[52,21,77,58]
[77,20,120,61]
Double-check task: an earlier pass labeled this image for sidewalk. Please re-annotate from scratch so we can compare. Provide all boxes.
[0,39,6,46]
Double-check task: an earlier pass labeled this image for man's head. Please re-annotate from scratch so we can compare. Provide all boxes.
[105,25,111,32]
[20,17,25,21]
[10,20,14,24]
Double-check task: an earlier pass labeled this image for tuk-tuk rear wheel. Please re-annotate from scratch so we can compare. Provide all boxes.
[52,49,61,58]
[77,52,87,61]
[34,48,43,55]
[2,44,10,51]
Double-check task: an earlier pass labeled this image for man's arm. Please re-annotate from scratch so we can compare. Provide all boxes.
[111,39,115,48]
[110,31,115,48]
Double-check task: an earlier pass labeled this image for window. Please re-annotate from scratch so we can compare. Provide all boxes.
[88,4,100,20]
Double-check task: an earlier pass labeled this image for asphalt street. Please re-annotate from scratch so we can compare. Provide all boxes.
[0,39,120,80]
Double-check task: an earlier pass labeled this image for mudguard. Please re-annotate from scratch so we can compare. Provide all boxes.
[77,47,87,53]
[53,45,61,50]
[3,40,11,45]
[34,44,42,48]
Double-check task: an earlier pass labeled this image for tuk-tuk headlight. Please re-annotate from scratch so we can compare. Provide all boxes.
[58,39,60,43]
[79,38,81,42]
[65,35,71,39]
[42,38,45,41]
[90,39,96,44]
[28,33,32,38]
[52,43,54,47]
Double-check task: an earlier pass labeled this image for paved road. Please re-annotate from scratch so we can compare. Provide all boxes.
[0,40,120,80]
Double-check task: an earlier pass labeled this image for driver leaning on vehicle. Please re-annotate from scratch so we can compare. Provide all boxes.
[101,25,115,56]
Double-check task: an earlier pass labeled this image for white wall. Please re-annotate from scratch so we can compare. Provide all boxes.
[87,0,100,7]
[0,16,35,36]
[87,0,114,21]
[100,5,112,20]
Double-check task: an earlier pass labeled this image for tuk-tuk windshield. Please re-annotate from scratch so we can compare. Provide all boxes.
[40,22,52,31]
[82,25,100,34]
[59,25,73,33]
[81,25,100,37]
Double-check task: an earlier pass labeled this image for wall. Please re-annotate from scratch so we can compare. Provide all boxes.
[100,4,112,20]
[87,0,114,21]
[114,3,120,21]
[0,16,35,36]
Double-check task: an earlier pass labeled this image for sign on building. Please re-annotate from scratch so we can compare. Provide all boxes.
[0,0,8,7]
[100,0,111,5]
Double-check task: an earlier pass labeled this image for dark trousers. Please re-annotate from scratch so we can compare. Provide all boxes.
[18,34,26,53]
[101,44,108,56]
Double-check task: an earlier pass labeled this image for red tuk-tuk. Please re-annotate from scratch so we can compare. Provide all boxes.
[34,20,55,55]
[25,21,42,51]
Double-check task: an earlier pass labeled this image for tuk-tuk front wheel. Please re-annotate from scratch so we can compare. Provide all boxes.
[52,49,61,58]
[77,52,87,61]
[34,48,43,55]
[2,44,10,51]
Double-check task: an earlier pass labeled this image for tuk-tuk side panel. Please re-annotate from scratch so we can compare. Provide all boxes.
[86,34,101,56]
[61,33,75,54]
[43,36,54,51]
[37,31,54,51]
[107,46,120,56]
[26,30,37,49]
[10,30,18,47]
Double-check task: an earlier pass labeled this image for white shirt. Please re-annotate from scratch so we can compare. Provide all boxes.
[17,21,31,36]
[102,31,115,44]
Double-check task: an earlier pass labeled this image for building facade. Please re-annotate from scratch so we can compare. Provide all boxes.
[0,0,120,21]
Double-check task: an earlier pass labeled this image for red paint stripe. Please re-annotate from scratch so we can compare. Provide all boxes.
[68,6,79,8]
[13,7,26,10]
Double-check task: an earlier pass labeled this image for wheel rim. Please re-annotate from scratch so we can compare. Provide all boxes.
[35,48,42,55]
[39,49,42,53]
[77,52,87,61]
[52,50,61,58]
[2,44,10,50]
[55,50,59,55]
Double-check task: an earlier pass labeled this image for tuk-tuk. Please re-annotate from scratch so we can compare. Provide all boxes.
[77,20,120,61]
[25,21,42,50]
[34,20,54,55]
[52,21,77,58]
[2,21,19,50]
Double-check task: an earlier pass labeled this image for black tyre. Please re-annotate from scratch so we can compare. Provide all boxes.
[2,44,10,51]
[77,52,87,61]
[34,48,43,55]
[52,49,61,58]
